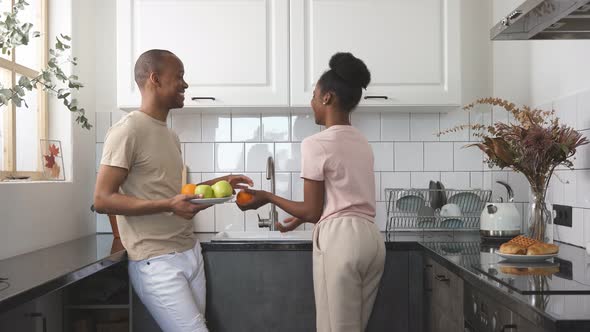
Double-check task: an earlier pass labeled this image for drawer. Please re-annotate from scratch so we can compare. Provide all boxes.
[425,256,464,326]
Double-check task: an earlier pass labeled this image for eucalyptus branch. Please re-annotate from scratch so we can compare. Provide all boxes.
[0,0,90,129]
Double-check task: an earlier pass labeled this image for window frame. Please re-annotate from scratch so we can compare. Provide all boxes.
[0,0,49,181]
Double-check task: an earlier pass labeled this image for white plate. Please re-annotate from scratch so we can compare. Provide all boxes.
[189,195,234,205]
[495,250,557,263]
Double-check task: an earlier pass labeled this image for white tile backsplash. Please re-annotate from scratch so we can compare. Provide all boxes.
[232,114,261,142]
[275,143,301,172]
[172,113,202,142]
[185,143,214,172]
[245,143,274,172]
[352,112,381,141]
[215,204,245,232]
[215,143,245,172]
[439,110,469,142]
[98,94,590,245]
[371,142,395,171]
[262,115,289,142]
[424,143,453,171]
[193,206,215,232]
[411,172,440,188]
[381,113,410,141]
[381,172,411,200]
[291,113,320,141]
[410,113,439,141]
[394,142,423,171]
[453,143,483,171]
[202,113,231,142]
[441,172,470,190]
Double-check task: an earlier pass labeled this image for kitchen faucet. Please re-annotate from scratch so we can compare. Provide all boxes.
[258,156,278,230]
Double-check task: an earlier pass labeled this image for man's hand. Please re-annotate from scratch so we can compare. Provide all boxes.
[226,174,254,192]
[168,194,211,220]
[276,217,303,233]
[235,189,270,211]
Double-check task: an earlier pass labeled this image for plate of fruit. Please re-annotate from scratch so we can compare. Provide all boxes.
[181,180,235,204]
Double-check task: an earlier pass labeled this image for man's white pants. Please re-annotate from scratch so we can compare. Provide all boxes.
[128,242,208,332]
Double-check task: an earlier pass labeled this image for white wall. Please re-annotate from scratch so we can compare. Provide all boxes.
[0,0,96,260]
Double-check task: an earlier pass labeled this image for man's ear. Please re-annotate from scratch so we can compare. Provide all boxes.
[148,72,160,87]
[322,92,332,105]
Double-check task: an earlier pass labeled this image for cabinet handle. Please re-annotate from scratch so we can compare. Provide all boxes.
[191,97,216,101]
[364,95,388,100]
[501,325,517,331]
[435,274,450,282]
[25,312,47,332]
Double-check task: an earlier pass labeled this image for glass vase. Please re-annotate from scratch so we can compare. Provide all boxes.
[527,187,553,243]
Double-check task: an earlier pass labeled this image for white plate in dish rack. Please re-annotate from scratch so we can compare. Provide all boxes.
[189,196,233,204]
[495,251,557,263]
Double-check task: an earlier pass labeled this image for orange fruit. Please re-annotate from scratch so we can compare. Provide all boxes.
[181,183,197,195]
[236,191,253,205]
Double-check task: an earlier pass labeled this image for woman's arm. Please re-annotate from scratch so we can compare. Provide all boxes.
[236,178,325,224]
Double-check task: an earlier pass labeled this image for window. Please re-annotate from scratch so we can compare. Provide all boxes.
[0,0,48,180]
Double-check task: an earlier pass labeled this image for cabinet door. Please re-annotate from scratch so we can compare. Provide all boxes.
[290,0,461,108]
[117,0,289,108]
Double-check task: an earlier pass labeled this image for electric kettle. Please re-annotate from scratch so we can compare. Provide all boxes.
[480,181,521,239]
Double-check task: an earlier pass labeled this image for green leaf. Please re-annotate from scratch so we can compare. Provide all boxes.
[32,31,40,38]
[57,92,70,99]
[14,86,25,96]
[18,76,30,86]
[60,34,71,41]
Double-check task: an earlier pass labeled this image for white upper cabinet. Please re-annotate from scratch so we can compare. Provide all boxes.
[290,0,461,108]
[117,0,290,108]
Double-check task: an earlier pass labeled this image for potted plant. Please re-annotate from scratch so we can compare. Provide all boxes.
[441,97,588,242]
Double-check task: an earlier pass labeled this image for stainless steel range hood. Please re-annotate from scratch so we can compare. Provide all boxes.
[491,0,590,40]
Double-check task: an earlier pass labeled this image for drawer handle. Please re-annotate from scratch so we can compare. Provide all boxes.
[191,97,216,101]
[501,325,517,331]
[364,95,388,100]
[435,274,450,282]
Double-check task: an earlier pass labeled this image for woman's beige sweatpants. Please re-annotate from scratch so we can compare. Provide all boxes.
[312,216,386,332]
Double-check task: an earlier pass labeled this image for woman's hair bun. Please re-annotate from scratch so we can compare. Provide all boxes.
[328,52,371,89]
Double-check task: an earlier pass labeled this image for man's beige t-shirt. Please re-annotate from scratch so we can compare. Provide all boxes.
[100,111,195,261]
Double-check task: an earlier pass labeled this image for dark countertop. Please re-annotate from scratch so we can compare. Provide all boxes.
[2,231,590,330]
[0,234,126,314]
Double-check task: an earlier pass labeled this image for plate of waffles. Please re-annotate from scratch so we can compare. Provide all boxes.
[495,251,557,263]
[496,235,559,262]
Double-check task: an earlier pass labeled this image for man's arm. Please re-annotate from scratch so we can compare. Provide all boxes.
[198,174,254,190]
[93,164,208,220]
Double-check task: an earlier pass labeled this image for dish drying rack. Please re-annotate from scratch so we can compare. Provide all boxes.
[385,188,492,232]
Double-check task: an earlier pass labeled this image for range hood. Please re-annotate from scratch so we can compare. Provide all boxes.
[491,0,590,40]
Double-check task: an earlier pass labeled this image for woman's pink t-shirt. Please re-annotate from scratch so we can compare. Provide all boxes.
[300,125,376,222]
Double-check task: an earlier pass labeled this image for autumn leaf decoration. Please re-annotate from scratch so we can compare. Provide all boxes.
[43,143,61,178]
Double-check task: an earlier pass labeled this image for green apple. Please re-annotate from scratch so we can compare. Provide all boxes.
[194,184,214,199]
[211,180,233,198]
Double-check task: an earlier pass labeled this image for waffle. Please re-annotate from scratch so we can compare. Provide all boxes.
[507,235,538,249]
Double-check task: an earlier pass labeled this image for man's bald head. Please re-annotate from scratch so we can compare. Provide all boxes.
[134,49,177,89]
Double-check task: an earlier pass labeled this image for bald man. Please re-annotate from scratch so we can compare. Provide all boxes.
[94,49,252,332]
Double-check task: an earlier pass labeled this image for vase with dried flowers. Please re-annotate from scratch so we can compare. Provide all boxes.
[440,98,588,243]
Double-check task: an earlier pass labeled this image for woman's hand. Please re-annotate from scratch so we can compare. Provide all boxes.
[226,174,254,193]
[275,217,303,233]
[235,188,270,211]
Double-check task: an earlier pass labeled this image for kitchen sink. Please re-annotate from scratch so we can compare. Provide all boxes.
[212,231,312,242]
